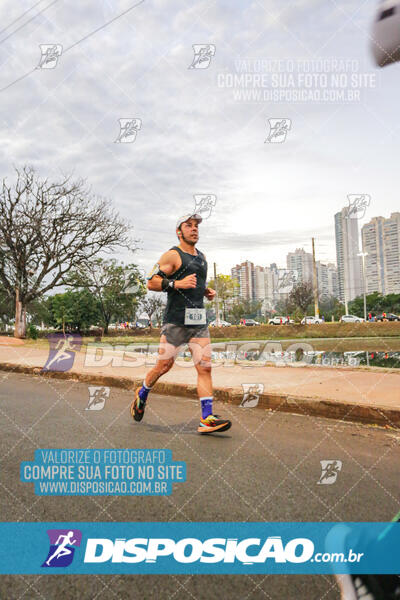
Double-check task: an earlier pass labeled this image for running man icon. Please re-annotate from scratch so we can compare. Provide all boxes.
[46,531,76,565]
[42,529,82,568]
[42,333,82,372]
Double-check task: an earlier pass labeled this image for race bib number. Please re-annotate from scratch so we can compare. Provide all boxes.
[184,308,206,325]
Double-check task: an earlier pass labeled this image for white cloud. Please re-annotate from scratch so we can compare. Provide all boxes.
[0,0,397,281]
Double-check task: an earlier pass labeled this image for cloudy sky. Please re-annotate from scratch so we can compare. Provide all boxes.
[0,0,398,277]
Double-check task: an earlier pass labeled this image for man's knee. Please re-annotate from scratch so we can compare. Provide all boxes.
[156,359,174,375]
[196,360,212,373]
[158,340,179,362]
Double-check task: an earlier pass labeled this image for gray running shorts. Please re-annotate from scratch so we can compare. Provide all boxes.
[160,323,210,348]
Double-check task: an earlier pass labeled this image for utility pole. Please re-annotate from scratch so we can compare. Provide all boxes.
[312,238,320,318]
[213,262,220,326]
[358,252,368,321]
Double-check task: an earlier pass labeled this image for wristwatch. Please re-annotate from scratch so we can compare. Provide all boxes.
[168,280,175,289]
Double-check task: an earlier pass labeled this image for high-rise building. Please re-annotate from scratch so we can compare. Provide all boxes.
[361,212,400,294]
[286,248,313,283]
[254,266,266,301]
[334,207,363,303]
[231,261,281,310]
[231,261,255,300]
[316,262,339,299]
[262,263,280,310]
[361,217,385,294]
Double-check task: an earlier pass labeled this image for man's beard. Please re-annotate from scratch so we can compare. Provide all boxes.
[181,232,196,246]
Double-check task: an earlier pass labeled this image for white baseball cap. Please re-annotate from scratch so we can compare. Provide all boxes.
[176,213,203,229]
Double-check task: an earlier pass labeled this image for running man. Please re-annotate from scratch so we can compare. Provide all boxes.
[130,214,231,434]
[45,531,77,566]
[44,334,76,371]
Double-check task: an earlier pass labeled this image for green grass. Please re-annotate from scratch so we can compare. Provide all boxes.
[22,336,400,354]
[19,321,400,354]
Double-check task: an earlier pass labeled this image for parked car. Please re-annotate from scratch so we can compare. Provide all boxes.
[268,316,294,325]
[376,313,400,322]
[301,316,323,325]
[340,315,365,323]
[241,318,260,326]
[269,316,286,325]
[209,320,231,327]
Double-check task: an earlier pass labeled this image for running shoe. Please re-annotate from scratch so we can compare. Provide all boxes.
[130,386,146,422]
[197,414,231,434]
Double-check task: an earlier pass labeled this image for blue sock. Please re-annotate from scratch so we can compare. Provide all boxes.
[139,380,151,402]
[200,397,213,419]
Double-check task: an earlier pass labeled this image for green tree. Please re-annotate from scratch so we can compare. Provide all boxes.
[26,296,54,327]
[381,293,400,313]
[274,297,290,316]
[242,298,263,319]
[366,292,385,312]
[227,300,246,324]
[207,275,238,320]
[348,295,365,318]
[67,259,146,333]
[319,295,345,321]
[348,292,400,317]
[48,290,101,332]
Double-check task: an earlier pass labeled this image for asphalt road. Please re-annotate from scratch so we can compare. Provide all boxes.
[0,372,399,600]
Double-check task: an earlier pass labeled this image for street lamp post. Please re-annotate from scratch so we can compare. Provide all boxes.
[358,252,368,321]
[312,237,320,318]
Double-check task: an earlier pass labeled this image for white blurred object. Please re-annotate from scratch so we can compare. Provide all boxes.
[371,0,400,67]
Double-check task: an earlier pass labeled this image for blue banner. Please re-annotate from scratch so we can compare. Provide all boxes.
[0,522,399,574]
[20,449,186,496]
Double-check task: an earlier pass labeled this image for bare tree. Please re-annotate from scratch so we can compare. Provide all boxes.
[153,297,166,327]
[140,295,166,328]
[0,166,135,337]
[287,281,314,317]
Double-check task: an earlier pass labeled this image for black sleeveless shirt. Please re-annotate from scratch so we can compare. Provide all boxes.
[163,246,208,326]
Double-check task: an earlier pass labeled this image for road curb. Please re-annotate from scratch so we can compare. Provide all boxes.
[0,361,398,428]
